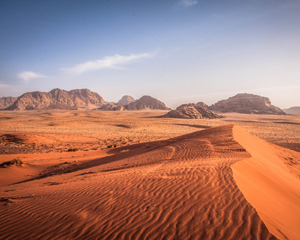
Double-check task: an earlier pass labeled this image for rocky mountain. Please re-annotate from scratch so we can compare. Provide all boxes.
[6,88,105,111]
[117,95,135,106]
[196,102,209,108]
[164,104,221,119]
[209,93,286,115]
[125,95,170,110]
[283,107,300,114]
[98,103,124,111]
[0,97,17,109]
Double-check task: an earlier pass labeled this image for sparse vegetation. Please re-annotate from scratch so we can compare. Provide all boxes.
[68,148,78,152]
[0,157,24,168]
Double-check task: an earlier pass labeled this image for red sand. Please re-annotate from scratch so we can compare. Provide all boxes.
[0,124,299,239]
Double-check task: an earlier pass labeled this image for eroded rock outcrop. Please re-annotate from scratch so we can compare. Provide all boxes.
[164,104,221,119]
[117,95,135,106]
[196,102,209,108]
[209,93,285,115]
[98,103,124,111]
[125,96,170,110]
[6,88,105,110]
[0,97,17,109]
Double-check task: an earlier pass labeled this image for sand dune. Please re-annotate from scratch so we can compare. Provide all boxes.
[232,126,300,240]
[1,124,299,239]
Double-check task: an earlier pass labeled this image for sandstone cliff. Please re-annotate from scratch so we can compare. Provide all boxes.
[209,93,285,115]
[6,88,105,110]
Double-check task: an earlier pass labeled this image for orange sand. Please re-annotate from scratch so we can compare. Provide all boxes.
[231,126,300,240]
[0,125,289,239]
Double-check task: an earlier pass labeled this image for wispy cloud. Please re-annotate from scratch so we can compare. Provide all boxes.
[18,71,47,81]
[179,0,198,7]
[62,52,154,75]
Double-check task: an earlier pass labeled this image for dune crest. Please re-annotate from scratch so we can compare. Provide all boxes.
[232,126,300,240]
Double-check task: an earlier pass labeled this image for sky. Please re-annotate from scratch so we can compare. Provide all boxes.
[0,0,300,109]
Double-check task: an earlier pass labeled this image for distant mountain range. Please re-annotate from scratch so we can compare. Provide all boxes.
[164,93,287,118]
[0,89,294,115]
[0,89,170,111]
[283,107,300,114]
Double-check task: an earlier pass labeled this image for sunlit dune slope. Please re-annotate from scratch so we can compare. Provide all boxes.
[0,125,286,239]
[232,126,300,240]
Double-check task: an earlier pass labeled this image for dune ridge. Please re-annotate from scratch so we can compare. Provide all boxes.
[0,124,290,239]
[231,126,300,240]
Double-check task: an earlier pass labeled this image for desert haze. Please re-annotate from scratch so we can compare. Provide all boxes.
[0,110,300,240]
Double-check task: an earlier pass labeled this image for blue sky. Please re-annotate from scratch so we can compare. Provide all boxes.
[1,0,300,108]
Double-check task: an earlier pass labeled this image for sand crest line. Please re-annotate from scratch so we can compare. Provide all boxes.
[231,125,300,240]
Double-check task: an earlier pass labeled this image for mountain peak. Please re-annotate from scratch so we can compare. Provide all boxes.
[117,95,135,106]
[125,95,170,110]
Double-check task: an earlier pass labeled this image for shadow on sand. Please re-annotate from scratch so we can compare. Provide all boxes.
[174,124,211,129]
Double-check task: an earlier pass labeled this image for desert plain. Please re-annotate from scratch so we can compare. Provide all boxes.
[1,110,300,240]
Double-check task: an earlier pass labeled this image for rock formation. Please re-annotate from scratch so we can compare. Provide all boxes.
[196,102,209,108]
[284,107,300,114]
[0,97,17,109]
[6,88,105,110]
[98,103,124,111]
[125,95,170,110]
[117,95,135,106]
[209,93,286,115]
[164,104,221,119]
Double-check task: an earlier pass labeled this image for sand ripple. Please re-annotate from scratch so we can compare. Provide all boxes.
[0,125,278,239]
